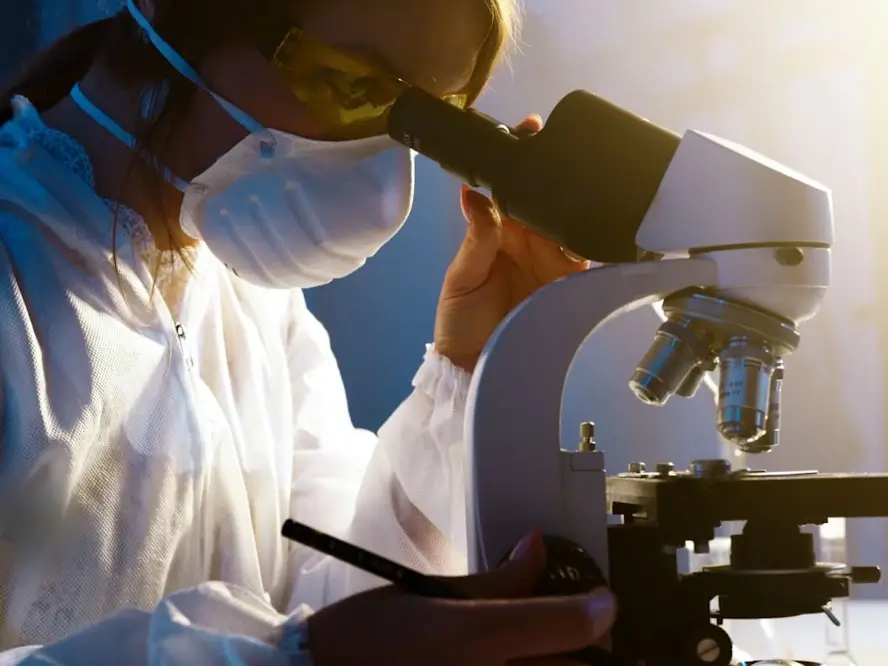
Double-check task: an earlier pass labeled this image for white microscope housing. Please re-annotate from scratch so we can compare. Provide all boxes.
[464,127,834,580]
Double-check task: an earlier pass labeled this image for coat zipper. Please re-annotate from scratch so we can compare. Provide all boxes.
[174,321,194,368]
[169,314,206,576]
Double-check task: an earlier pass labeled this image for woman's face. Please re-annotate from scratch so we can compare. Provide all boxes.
[189,0,493,146]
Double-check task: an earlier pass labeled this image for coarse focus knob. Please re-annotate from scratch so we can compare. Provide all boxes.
[498,537,617,666]
[499,535,607,596]
[535,535,608,596]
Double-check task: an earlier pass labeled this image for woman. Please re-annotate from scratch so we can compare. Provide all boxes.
[0,0,614,662]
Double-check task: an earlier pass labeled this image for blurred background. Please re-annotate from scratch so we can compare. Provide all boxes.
[4,0,888,661]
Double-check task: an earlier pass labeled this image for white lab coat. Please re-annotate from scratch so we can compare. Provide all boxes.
[0,98,470,663]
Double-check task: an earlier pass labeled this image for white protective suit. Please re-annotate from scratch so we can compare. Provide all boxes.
[0,98,470,662]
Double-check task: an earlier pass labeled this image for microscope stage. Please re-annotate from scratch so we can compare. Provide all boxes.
[608,469,888,530]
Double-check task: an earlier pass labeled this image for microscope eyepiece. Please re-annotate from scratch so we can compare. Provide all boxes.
[387,87,680,263]
[387,87,520,192]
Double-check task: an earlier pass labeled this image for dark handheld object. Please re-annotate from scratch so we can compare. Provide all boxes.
[282,520,623,666]
[281,519,467,599]
[388,87,679,263]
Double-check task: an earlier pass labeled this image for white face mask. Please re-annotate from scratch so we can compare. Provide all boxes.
[69,0,415,290]
[178,129,414,288]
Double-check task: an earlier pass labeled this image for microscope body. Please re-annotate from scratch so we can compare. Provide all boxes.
[462,122,864,665]
[465,121,833,568]
[389,82,883,665]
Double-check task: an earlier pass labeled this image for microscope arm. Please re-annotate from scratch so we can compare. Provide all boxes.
[465,257,719,575]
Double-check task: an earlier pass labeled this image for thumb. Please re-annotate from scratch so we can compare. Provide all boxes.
[445,186,502,295]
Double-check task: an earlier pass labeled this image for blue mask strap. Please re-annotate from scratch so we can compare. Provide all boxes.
[70,83,190,192]
[125,0,275,153]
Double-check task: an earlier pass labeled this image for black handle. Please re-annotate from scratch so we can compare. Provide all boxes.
[281,520,469,599]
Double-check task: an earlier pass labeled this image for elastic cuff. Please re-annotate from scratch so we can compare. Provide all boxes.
[278,604,314,665]
[412,343,472,404]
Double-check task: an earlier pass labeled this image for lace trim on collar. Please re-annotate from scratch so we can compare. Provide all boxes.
[8,96,198,295]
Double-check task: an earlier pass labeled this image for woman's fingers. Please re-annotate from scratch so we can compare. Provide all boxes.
[455,172,589,297]
[525,229,591,284]
[516,114,544,134]
[446,185,503,294]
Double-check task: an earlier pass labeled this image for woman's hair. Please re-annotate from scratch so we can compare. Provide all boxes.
[471,0,522,102]
[0,0,521,253]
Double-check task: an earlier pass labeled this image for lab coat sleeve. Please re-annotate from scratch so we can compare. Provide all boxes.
[284,295,472,612]
[0,583,313,666]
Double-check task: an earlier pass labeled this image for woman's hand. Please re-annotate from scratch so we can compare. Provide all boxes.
[305,531,616,665]
[434,114,591,372]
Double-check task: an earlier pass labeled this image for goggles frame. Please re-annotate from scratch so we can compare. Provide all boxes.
[254,11,469,137]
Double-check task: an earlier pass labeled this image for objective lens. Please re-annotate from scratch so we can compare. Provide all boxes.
[629,319,709,406]
[675,358,717,399]
[716,339,775,445]
[740,360,784,454]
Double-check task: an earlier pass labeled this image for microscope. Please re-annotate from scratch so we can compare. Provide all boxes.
[388,89,888,665]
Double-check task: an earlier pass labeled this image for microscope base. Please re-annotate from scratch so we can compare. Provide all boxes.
[605,469,887,666]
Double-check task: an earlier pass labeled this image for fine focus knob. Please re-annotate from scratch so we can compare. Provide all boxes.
[500,535,607,596]
[535,535,608,596]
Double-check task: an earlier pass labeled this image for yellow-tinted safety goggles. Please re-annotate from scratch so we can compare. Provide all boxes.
[270,27,469,139]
